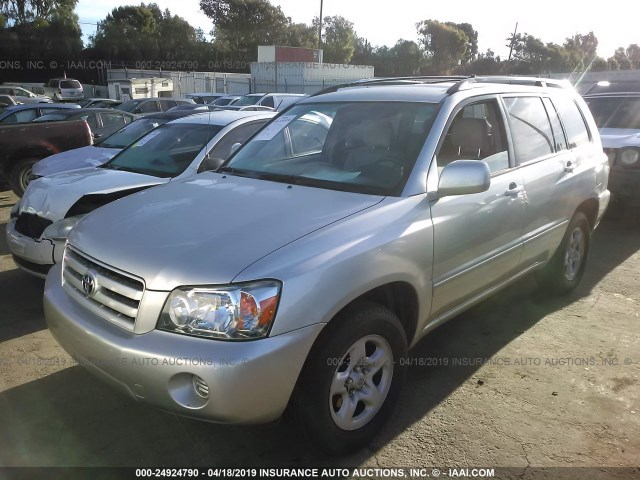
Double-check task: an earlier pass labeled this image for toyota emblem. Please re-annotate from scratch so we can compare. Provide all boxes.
[82,272,97,296]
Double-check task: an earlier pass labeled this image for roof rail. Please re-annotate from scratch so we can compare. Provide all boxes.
[310,75,473,97]
[446,75,569,94]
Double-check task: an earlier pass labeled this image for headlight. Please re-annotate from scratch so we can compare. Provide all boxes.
[620,148,640,167]
[42,215,84,240]
[158,281,281,341]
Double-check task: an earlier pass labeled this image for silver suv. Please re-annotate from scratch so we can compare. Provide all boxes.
[44,76,610,454]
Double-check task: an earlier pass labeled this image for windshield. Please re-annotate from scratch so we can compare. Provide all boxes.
[585,97,640,129]
[225,101,439,196]
[233,95,262,106]
[99,118,171,148]
[103,122,223,177]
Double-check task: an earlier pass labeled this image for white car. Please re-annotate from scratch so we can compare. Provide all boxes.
[0,85,52,103]
[44,78,84,102]
[8,111,274,277]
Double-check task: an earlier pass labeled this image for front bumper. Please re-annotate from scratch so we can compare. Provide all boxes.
[6,219,64,278]
[609,168,640,208]
[44,265,324,424]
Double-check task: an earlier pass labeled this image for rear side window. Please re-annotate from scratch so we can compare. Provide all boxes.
[261,96,275,108]
[2,109,38,124]
[504,97,554,163]
[542,97,567,152]
[207,121,267,160]
[553,96,590,148]
[101,113,127,127]
[140,101,159,113]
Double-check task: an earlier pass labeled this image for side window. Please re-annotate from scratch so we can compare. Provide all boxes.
[437,99,509,173]
[0,88,9,95]
[261,96,275,108]
[552,96,590,148]
[101,113,126,127]
[80,114,99,130]
[504,97,554,163]
[542,97,567,152]
[2,109,38,124]
[160,100,177,111]
[140,101,158,113]
[207,122,266,160]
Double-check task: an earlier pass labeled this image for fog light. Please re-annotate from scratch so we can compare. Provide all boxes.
[192,375,209,399]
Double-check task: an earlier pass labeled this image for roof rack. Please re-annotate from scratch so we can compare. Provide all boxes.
[310,75,473,97]
[446,75,569,94]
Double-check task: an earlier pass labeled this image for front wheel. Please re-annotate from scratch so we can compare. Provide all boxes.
[536,212,590,294]
[9,158,38,197]
[292,302,407,455]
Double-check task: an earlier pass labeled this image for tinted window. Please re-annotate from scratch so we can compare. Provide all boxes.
[438,100,509,173]
[0,88,10,95]
[99,118,167,148]
[585,97,640,129]
[207,121,267,160]
[139,101,159,113]
[105,123,223,178]
[234,95,262,106]
[553,96,590,148]
[101,113,126,127]
[1,109,38,124]
[79,114,99,130]
[117,100,142,112]
[261,96,275,108]
[61,80,82,89]
[504,97,554,163]
[160,100,177,111]
[33,113,68,122]
[542,97,567,151]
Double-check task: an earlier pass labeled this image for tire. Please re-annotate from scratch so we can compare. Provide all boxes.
[536,212,590,294]
[292,302,407,455]
[9,158,38,197]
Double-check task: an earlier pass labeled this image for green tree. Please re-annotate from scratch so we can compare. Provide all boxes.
[285,21,317,49]
[199,0,290,60]
[563,32,598,70]
[445,22,477,64]
[390,39,423,75]
[416,19,468,74]
[315,15,355,64]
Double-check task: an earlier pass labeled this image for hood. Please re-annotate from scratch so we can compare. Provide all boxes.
[21,167,165,221]
[33,146,121,177]
[598,128,640,149]
[68,173,384,290]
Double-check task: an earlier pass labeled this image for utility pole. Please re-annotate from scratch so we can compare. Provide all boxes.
[318,0,324,48]
[507,22,518,64]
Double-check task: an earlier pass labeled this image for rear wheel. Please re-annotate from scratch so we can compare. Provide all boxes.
[292,302,407,455]
[9,158,38,197]
[536,212,590,294]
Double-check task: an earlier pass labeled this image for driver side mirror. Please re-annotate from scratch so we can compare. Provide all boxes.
[197,154,225,173]
[438,160,490,197]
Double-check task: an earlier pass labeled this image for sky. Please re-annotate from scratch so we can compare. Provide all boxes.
[75,0,638,60]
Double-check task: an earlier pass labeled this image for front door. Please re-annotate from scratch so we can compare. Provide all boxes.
[429,98,526,319]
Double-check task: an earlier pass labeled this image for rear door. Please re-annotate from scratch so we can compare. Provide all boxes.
[503,95,575,267]
[429,97,526,319]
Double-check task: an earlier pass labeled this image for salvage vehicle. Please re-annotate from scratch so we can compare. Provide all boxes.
[32,110,205,179]
[0,85,52,103]
[8,111,274,277]
[0,119,92,196]
[43,77,609,455]
[0,103,80,125]
[44,78,84,102]
[33,108,138,140]
[583,82,640,215]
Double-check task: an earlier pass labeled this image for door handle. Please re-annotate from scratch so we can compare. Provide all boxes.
[505,183,524,196]
[564,160,575,173]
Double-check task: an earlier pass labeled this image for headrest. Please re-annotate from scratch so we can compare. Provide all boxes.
[450,117,489,152]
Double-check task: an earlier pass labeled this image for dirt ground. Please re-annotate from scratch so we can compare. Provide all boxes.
[0,184,638,477]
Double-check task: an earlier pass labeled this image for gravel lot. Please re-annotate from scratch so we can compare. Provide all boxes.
[0,184,638,476]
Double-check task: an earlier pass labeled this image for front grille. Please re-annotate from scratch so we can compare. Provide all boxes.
[62,246,145,331]
[14,213,52,239]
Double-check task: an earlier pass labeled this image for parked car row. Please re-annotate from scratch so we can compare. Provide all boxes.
[4,76,612,456]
